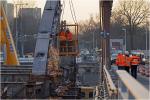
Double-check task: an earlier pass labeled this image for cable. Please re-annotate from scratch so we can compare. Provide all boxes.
[69,0,76,23]
[70,0,77,23]
[61,0,65,20]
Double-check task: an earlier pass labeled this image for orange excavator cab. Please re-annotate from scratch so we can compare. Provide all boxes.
[59,21,79,56]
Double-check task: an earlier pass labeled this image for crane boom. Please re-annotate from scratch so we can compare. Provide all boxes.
[0,5,20,65]
[32,0,61,75]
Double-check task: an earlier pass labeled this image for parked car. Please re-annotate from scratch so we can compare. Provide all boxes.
[111,53,117,65]
[139,66,146,75]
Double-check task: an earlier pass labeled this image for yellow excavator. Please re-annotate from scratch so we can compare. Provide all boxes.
[0,5,19,65]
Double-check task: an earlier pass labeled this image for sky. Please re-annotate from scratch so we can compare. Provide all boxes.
[6,0,150,23]
[7,0,100,23]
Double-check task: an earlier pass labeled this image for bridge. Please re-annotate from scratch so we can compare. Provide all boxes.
[0,0,149,99]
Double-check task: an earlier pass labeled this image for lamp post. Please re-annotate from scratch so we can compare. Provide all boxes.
[122,28,127,51]
[145,20,149,58]
[146,29,147,54]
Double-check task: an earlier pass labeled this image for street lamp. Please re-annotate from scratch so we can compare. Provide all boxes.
[122,28,127,51]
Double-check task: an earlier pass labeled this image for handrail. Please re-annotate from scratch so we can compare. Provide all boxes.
[116,70,149,99]
[1,82,27,84]
[103,65,117,95]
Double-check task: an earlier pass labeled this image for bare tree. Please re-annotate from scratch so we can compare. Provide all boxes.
[113,0,150,50]
[78,15,101,50]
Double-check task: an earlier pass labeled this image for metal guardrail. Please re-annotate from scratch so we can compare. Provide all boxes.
[116,70,149,99]
[103,65,117,97]
[95,65,117,99]
[0,82,27,84]
[1,66,32,75]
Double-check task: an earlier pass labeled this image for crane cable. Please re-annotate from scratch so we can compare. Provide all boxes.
[70,0,77,23]
[69,0,77,24]
[61,0,65,20]
[69,0,76,23]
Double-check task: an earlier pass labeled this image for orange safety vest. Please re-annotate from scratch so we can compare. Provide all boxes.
[116,54,126,67]
[116,54,121,65]
[130,55,140,65]
[59,31,66,41]
[124,56,131,67]
[67,32,73,41]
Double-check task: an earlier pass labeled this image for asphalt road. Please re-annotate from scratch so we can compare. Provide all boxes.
[137,73,149,90]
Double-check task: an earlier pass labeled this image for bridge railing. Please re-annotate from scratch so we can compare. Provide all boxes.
[103,65,117,98]
[116,70,149,99]
[95,65,118,99]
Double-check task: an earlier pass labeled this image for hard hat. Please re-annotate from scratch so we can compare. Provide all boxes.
[125,51,129,55]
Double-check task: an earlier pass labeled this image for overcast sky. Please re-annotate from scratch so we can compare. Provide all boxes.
[7,0,100,22]
[6,0,149,23]
[34,0,100,23]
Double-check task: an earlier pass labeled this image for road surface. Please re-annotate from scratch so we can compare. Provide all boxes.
[137,73,149,90]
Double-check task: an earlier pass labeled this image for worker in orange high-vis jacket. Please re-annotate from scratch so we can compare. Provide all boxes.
[65,28,73,52]
[116,52,127,71]
[130,54,140,79]
[66,28,73,41]
[124,51,131,73]
[59,29,67,52]
[116,51,130,73]
[59,30,67,41]
[116,53,123,67]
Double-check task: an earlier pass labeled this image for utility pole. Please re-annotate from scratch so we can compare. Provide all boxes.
[99,0,113,82]
[93,31,95,50]
[144,17,149,58]
[122,28,127,51]
[146,29,147,54]
[145,20,149,58]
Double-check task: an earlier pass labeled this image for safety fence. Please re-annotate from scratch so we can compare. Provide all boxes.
[103,65,117,99]
[95,65,117,99]
[95,65,149,100]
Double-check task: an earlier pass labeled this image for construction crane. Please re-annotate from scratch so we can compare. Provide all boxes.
[30,0,79,98]
[32,0,62,75]
[1,0,149,99]
[0,5,20,65]
[32,0,79,75]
